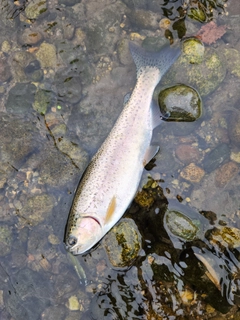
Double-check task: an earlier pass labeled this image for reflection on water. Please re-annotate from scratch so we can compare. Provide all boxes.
[1,0,240,318]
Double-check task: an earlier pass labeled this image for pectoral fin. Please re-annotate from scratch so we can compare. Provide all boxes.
[105,196,116,224]
[143,146,160,167]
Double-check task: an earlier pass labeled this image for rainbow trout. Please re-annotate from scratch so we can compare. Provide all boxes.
[65,42,181,255]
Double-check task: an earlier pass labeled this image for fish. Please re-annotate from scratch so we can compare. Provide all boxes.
[64,41,181,255]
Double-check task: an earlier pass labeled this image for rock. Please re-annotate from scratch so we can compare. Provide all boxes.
[202,144,230,173]
[215,161,239,188]
[164,210,201,241]
[54,69,82,104]
[103,218,142,268]
[0,113,39,168]
[25,0,47,20]
[229,112,240,146]
[163,48,226,97]
[11,51,35,82]
[41,306,66,320]
[0,225,12,256]
[182,38,205,64]
[6,83,37,114]
[66,296,79,311]
[33,88,54,114]
[180,163,205,183]
[127,9,159,30]
[59,0,80,6]
[158,84,202,121]
[19,28,43,45]
[175,144,200,164]
[210,226,240,248]
[117,39,131,65]
[223,48,240,78]
[0,58,11,82]
[230,151,240,163]
[20,194,55,226]
[25,60,43,82]
[134,189,155,208]
[36,42,57,68]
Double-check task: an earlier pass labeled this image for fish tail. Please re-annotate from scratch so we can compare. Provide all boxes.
[129,42,181,79]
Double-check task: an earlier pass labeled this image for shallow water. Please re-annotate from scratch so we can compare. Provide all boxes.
[0,0,240,319]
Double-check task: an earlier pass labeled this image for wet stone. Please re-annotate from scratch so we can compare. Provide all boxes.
[0,58,11,82]
[0,225,12,256]
[41,305,66,320]
[6,82,37,114]
[55,70,82,104]
[164,48,226,97]
[117,39,132,65]
[0,113,40,168]
[103,218,142,268]
[175,144,200,164]
[36,42,57,68]
[182,38,205,64]
[180,163,205,183]
[127,9,159,30]
[20,194,55,226]
[229,113,240,146]
[11,50,35,82]
[19,28,43,45]
[223,48,240,78]
[164,210,200,241]
[33,88,54,114]
[202,143,230,173]
[215,161,239,188]
[25,0,48,20]
[25,60,43,82]
[210,226,240,248]
[59,0,80,6]
[159,84,202,122]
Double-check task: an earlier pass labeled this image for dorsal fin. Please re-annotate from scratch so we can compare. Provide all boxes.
[105,196,116,224]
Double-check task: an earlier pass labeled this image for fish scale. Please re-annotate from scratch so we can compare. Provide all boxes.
[64,42,181,255]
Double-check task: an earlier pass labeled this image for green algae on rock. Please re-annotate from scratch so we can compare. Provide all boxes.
[163,47,226,97]
[103,218,142,268]
[210,226,240,248]
[164,210,201,241]
[182,38,205,64]
[158,84,202,122]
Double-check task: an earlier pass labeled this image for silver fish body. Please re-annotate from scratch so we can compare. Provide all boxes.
[64,42,181,255]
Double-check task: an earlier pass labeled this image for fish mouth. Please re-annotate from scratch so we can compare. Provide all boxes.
[66,216,103,255]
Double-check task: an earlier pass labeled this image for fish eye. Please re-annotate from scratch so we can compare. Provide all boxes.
[67,235,77,247]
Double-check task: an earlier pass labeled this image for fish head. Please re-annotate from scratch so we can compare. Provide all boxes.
[65,215,102,255]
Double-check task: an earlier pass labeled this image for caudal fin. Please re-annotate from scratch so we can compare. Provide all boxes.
[129,42,181,78]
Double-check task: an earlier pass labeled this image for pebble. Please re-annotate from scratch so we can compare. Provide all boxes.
[215,161,239,188]
[67,296,79,311]
[0,58,12,82]
[175,144,200,164]
[229,112,240,146]
[180,163,205,183]
[36,42,57,68]
[19,29,43,45]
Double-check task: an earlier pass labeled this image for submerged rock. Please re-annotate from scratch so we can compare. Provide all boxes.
[20,194,55,226]
[214,161,239,188]
[180,163,205,183]
[210,226,240,248]
[0,225,12,256]
[182,38,205,64]
[202,143,230,173]
[163,47,226,97]
[158,84,202,121]
[103,218,142,268]
[6,83,37,114]
[164,209,201,241]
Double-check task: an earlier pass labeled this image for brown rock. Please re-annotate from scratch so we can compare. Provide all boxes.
[175,144,200,164]
[180,163,205,183]
[215,161,239,188]
[0,59,11,82]
[19,29,43,45]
